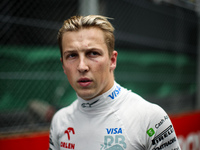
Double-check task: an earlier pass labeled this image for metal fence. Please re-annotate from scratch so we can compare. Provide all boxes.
[0,0,198,135]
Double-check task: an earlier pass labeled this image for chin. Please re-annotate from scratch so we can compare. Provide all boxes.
[77,91,95,100]
[76,87,101,100]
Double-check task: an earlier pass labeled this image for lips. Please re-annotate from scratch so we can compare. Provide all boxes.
[78,78,92,87]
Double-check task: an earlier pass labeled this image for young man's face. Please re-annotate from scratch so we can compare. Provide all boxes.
[61,27,117,100]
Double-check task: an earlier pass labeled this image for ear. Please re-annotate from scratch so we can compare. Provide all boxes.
[60,57,63,63]
[110,50,118,71]
[60,57,67,75]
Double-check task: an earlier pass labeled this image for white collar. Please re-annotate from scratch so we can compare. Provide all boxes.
[77,81,122,114]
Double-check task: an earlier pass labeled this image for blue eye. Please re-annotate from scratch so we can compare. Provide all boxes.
[91,52,98,55]
[66,53,77,59]
[88,51,100,57]
[69,54,77,57]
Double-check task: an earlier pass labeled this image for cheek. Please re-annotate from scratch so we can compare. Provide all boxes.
[93,61,110,74]
[63,65,74,78]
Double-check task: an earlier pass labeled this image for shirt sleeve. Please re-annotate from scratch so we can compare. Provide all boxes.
[49,116,60,150]
[145,105,181,150]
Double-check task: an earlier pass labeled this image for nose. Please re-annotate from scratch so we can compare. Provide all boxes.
[77,56,89,73]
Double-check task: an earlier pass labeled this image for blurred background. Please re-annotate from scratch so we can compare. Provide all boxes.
[0,0,199,149]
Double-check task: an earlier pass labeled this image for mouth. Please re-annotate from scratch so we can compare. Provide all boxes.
[78,78,92,82]
[78,78,93,87]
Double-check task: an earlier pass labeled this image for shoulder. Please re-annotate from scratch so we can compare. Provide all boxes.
[49,99,80,149]
[118,90,180,148]
[123,90,166,117]
[118,89,169,131]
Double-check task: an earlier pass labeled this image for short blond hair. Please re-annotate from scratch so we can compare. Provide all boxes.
[58,15,115,58]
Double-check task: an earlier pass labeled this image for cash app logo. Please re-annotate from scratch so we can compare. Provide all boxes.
[147,128,155,137]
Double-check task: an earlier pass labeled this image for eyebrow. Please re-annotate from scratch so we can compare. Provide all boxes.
[63,50,77,55]
[63,48,102,54]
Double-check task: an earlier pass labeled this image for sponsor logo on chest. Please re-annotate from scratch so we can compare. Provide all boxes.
[106,128,122,134]
[101,128,127,150]
[60,127,75,149]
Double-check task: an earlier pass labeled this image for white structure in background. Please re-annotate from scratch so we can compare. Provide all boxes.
[79,0,99,16]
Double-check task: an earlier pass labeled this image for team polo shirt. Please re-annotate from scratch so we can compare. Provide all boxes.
[49,82,180,150]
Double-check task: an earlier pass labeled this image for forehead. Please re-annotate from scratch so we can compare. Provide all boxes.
[62,27,107,50]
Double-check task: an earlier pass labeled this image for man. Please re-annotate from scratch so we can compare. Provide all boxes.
[49,15,180,150]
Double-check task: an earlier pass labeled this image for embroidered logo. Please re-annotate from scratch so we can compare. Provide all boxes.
[101,128,126,150]
[106,128,122,134]
[81,99,99,108]
[152,125,174,145]
[64,127,75,140]
[61,127,76,149]
[108,86,121,100]
[101,135,126,150]
[147,128,155,137]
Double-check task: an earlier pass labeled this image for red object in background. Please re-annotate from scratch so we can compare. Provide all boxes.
[170,110,200,150]
[0,132,49,150]
[0,111,200,150]
[171,110,200,136]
